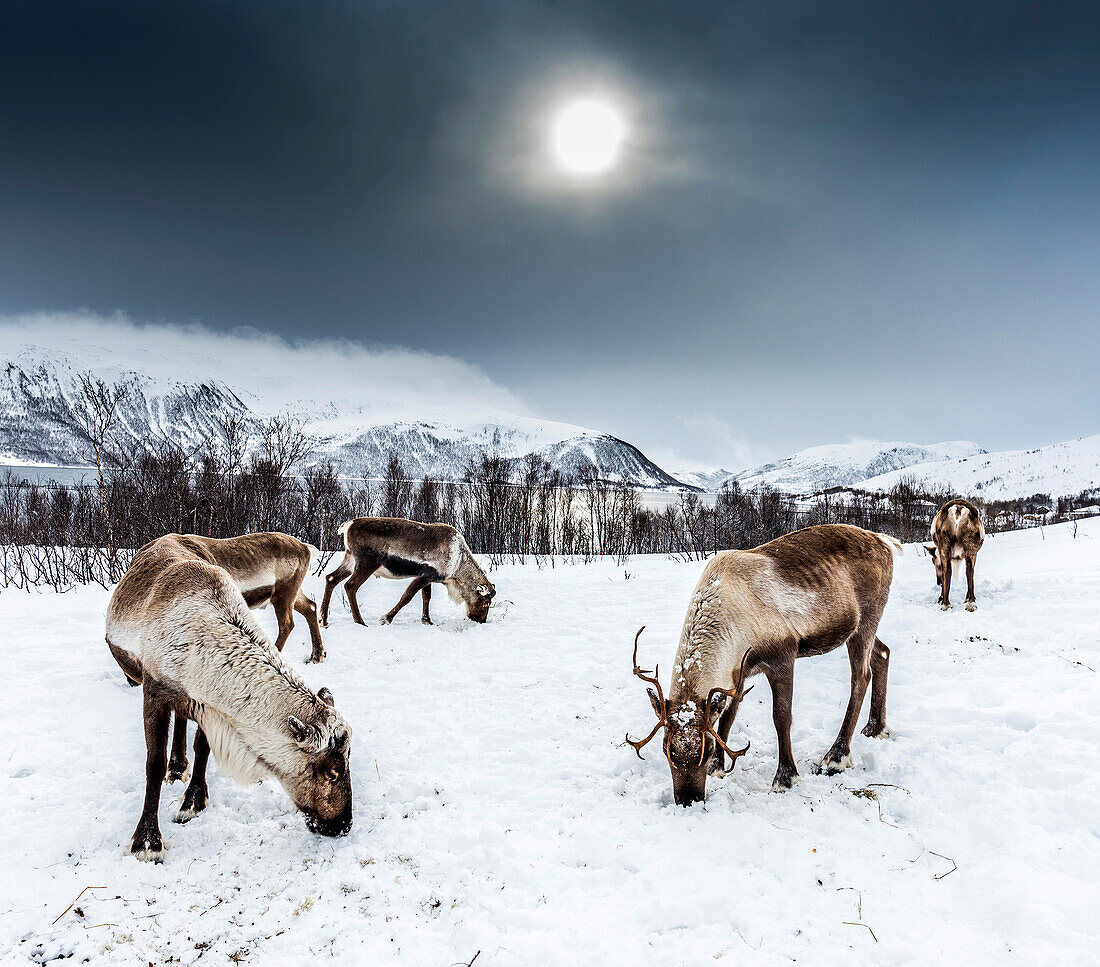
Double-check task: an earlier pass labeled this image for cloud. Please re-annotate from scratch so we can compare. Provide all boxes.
[0,311,535,424]
[646,411,764,473]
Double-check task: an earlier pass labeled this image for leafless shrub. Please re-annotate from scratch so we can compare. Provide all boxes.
[1,380,1073,590]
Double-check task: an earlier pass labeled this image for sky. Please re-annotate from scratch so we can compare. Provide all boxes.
[1,1,1098,471]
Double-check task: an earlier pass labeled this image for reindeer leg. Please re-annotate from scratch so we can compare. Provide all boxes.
[381,572,432,625]
[271,588,295,651]
[940,555,953,610]
[320,554,353,627]
[818,636,872,775]
[166,712,190,783]
[421,583,433,625]
[130,684,171,861]
[176,727,210,823]
[295,590,326,662]
[861,637,891,738]
[344,568,373,626]
[765,657,799,790]
[965,556,977,611]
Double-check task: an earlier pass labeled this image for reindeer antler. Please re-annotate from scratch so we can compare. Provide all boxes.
[697,649,755,768]
[625,626,669,760]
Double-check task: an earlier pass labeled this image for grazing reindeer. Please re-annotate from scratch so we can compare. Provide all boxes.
[925,498,985,611]
[320,517,496,627]
[106,534,352,861]
[168,533,326,661]
[146,533,326,784]
[627,524,900,806]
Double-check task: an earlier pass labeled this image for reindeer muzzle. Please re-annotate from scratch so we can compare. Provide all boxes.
[305,806,353,838]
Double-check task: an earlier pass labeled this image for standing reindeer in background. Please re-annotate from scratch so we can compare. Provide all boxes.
[925,498,985,611]
[627,524,901,806]
[321,517,496,627]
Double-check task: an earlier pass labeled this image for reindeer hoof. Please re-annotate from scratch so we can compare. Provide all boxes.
[816,752,852,775]
[861,721,891,739]
[965,601,977,612]
[771,769,797,792]
[319,620,329,629]
[306,651,326,664]
[421,616,433,625]
[165,763,190,784]
[379,615,393,625]
[175,802,206,824]
[940,603,951,611]
[130,831,165,861]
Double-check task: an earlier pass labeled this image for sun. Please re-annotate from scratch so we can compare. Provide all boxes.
[551,99,626,175]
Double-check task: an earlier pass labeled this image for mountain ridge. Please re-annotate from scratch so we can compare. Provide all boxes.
[0,341,684,487]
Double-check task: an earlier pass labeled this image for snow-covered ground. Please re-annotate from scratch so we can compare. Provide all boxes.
[2,520,1099,965]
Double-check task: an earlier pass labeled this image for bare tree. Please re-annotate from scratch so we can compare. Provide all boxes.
[72,375,131,578]
[259,415,316,476]
[382,452,412,519]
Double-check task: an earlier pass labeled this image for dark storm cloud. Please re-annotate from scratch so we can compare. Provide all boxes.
[1,1,1097,466]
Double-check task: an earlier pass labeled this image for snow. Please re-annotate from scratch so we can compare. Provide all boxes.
[733,440,985,494]
[3,520,1100,964]
[858,433,1100,501]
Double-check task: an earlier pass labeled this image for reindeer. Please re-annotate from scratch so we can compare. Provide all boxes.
[626,524,900,806]
[925,498,985,611]
[106,534,352,861]
[166,532,326,661]
[320,517,496,627]
[141,533,326,785]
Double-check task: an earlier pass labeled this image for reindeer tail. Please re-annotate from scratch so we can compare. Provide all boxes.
[876,533,904,557]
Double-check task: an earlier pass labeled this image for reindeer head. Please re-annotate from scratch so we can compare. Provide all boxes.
[625,628,751,807]
[284,686,353,836]
[924,543,944,586]
[446,576,497,623]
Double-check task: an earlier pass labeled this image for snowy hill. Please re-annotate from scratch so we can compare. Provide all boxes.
[731,440,985,493]
[856,434,1100,500]
[0,328,681,487]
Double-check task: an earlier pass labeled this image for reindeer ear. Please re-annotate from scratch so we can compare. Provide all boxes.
[647,687,663,716]
[317,687,335,707]
[288,715,309,743]
[923,544,936,556]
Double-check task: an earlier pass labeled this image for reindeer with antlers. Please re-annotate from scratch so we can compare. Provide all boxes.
[627,524,902,806]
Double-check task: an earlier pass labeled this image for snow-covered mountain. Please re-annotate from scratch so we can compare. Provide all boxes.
[664,466,739,491]
[730,440,986,494]
[856,434,1100,500]
[0,336,681,487]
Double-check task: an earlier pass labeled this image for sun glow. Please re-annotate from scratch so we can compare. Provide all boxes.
[551,99,626,175]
